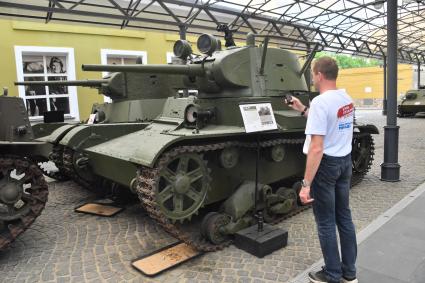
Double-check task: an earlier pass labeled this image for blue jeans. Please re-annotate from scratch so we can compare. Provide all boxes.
[311,154,357,282]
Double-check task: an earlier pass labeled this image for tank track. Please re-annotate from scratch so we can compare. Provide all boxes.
[62,147,90,188]
[351,132,375,187]
[135,134,375,252]
[46,145,69,181]
[0,156,49,251]
[62,147,110,197]
[62,147,94,190]
[135,138,309,252]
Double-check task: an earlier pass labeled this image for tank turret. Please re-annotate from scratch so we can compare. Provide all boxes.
[82,34,308,97]
[15,71,191,101]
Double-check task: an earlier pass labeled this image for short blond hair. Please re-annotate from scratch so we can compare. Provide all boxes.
[312,56,339,80]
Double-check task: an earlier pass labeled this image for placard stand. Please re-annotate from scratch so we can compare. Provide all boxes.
[254,134,264,232]
[235,103,288,258]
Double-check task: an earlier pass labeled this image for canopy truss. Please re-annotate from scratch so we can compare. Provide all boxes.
[0,0,424,63]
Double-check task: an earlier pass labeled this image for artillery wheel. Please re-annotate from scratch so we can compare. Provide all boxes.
[156,152,210,222]
[263,187,297,223]
[351,133,374,186]
[201,212,231,245]
[0,156,48,250]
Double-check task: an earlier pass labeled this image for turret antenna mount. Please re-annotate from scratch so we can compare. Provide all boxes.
[216,24,236,47]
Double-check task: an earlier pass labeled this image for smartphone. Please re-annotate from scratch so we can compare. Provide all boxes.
[284,94,293,105]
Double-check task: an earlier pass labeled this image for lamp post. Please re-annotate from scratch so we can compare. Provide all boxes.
[383,55,387,115]
[381,0,400,181]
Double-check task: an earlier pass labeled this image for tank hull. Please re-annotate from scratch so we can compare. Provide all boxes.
[398,89,425,116]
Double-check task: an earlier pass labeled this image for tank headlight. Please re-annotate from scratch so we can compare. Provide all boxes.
[197,34,221,56]
[173,40,193,60]
[94,110,106,123]
[185,105,198,123]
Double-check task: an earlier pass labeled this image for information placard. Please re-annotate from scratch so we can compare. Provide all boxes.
[87,113,96,124]
[239,103,277,133]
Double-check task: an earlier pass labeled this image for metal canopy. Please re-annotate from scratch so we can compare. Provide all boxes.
[0,0,423,62]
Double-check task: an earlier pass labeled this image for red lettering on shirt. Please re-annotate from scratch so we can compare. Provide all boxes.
[337,103,354,118]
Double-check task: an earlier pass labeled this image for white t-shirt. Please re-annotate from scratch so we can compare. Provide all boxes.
[303,89,354,157]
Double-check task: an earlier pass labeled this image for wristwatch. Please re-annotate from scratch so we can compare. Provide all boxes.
[301,179,310,187]
[300,106,309,116]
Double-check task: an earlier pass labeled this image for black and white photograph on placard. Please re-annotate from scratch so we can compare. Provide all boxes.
[258,106,274,126]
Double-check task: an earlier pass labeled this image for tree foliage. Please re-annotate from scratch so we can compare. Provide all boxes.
[315,51,381,69]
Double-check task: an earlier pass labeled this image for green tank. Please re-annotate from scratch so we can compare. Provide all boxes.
[398,87,425,117]
[14,33,378,251]
[0,92,57,251]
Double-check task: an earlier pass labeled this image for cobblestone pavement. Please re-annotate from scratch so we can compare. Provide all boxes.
[1,110,424,283]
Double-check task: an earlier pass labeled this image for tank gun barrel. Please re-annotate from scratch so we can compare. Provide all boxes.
[14,79,108,87]
[82,64,205,76]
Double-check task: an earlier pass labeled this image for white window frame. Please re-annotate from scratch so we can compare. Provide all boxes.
[14,46,79,121]
[100,49,148,102]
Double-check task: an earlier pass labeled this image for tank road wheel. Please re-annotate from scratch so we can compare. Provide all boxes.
[63,147,100,193]
[263,187,298,223]
[201,212,231,245]
[47,145,69,181]
[156,153,210,222]
[0,156,48,250]
[351,134,375,186]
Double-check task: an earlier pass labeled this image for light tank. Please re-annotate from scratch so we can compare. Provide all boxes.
[15,33,378,251]
[0,92,54,251]
[398,86,425,117]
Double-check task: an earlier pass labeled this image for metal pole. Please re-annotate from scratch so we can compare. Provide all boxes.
[382,55,387,115]
[305,44,311,91]
[255,134,263,232]
[179,25,186,40]
[418,61,421,88]
[381,0,400,182]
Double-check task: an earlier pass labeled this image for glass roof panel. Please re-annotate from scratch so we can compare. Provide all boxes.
[1,0,424,62]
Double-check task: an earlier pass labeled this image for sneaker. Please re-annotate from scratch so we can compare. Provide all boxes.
[341,276,358,283]
[308,268,339,283]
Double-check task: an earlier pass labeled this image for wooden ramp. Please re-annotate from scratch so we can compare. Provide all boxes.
[75,202,123,217]
[132,242,202,277]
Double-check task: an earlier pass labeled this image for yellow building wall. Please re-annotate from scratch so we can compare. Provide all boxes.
[337,65,413,106]
[0,19,200,120]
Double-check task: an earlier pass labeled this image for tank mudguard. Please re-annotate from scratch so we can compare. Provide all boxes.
[32,122,67,139]
[354,124,379,135]
[85,123,182,168]
[37,124,78,143]
[59,123,150,150]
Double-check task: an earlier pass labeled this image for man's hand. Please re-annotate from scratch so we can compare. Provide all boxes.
[284,96,306,112]
[299,186,314,205]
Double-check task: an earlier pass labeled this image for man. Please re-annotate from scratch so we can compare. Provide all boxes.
[285,57,358,283]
